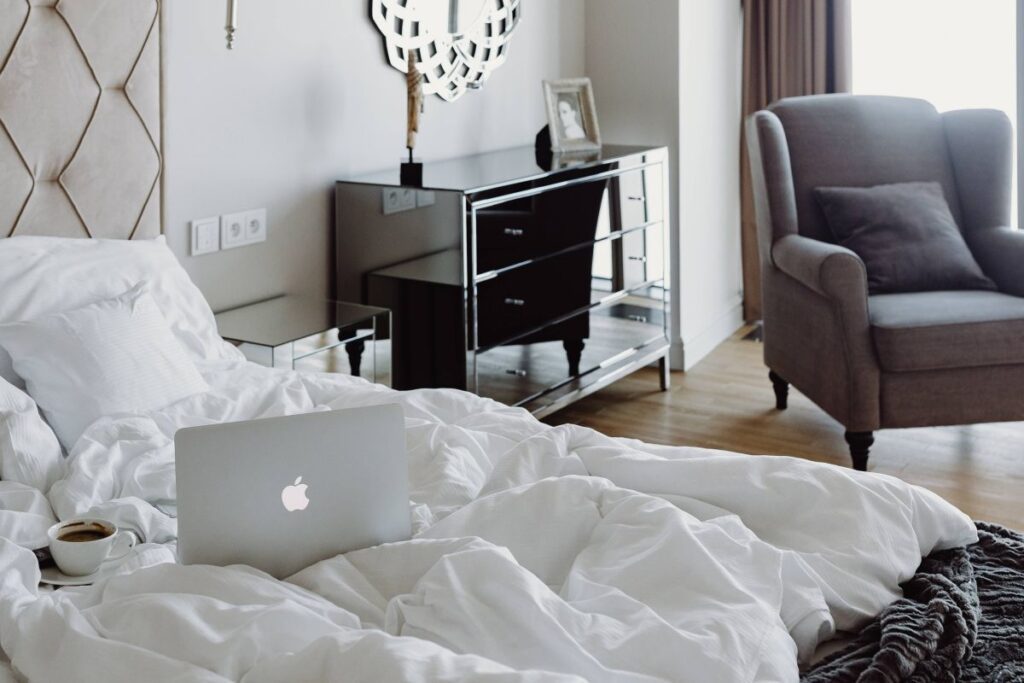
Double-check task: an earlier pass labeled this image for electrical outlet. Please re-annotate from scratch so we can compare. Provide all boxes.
[191,217,220,256]
[243,208,267,244]
[382,188,417,215]
[221,211,247,250]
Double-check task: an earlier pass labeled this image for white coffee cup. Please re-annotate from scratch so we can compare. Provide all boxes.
[47,519,136,576]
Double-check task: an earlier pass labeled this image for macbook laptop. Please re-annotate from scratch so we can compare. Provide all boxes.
[175,404,410,579]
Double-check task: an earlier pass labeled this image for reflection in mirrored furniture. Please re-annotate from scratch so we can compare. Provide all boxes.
[214,296,390,385]
[334,145,670,417]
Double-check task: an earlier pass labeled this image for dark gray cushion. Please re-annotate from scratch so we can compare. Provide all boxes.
[869,290,1024,372]
[814,181,996,294]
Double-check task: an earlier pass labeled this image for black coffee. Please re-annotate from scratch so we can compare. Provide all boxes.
[58,527,112,543]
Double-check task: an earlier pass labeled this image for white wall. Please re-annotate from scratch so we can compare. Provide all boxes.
[584,0,684,366]
[677,0,744,368]
[162,0,585,312]
[586,0,743,370]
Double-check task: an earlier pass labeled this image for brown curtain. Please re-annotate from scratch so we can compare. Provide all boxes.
[740,0,852,321]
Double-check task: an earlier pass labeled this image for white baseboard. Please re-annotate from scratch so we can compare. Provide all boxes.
[668,338,686,369]
[676,302,744,371]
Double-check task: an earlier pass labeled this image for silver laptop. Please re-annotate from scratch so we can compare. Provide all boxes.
[175,405,410,579]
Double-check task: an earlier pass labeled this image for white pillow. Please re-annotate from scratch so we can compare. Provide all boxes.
[0,235,237,388]
[0,283,209,451]
[0,377,64,492]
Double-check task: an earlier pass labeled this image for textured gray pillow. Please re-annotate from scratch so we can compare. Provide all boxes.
[814,181,997,295]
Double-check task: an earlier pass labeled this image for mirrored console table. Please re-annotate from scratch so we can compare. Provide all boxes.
[215,296,389,384]
[334,144,670,418]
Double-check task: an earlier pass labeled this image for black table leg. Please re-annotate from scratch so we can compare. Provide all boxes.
[563,339,585,377]
[346,339,366,377]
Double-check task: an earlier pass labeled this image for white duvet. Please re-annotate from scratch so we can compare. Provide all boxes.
[0,359,978,683]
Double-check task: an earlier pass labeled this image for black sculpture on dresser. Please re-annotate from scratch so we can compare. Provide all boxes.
[334,144,671,417]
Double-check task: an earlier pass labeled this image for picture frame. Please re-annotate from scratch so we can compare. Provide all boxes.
[543,78,602,153]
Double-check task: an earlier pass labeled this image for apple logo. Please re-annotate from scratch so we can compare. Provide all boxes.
[281,476,310,512]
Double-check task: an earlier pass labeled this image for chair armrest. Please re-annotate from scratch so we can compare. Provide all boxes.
[968,227,1024,297]
[771,234,869,301]
[766,235,879,432]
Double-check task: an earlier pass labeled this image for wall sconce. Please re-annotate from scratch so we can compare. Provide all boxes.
[225,0,238,49]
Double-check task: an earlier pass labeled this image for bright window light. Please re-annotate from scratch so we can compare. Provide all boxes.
[852,0,1017,225]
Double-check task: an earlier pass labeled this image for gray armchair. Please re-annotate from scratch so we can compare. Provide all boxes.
[747,94,1024,470]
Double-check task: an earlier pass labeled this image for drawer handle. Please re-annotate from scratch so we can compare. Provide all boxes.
[505,369,527,377]
[628,315,649,323]
[628,255,648,263]
[504,297,526,307]
[503,228,525,237]
[627,195,646,202]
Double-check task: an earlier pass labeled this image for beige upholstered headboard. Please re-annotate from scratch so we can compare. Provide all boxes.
[0,0,161,239]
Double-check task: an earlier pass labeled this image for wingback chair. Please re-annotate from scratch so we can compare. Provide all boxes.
[747,94,1024,470]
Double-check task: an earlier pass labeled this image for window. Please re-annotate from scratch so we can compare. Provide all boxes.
[852,0,1018,225]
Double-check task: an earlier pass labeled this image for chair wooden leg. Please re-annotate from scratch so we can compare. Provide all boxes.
[768,371,789,410]
[844,431,874,471]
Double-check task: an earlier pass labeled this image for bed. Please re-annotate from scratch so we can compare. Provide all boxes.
[0,245,985,682]
[0,3,1011,682]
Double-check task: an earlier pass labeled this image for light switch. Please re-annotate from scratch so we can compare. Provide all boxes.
[191,217,220,256]
[221,211,247,250]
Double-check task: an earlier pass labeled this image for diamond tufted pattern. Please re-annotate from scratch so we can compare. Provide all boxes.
[0,0,161,239]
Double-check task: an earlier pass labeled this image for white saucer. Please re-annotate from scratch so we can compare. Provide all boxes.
[40,552,133,587]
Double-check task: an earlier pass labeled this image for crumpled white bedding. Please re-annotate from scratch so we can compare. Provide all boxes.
[0,359,978,682]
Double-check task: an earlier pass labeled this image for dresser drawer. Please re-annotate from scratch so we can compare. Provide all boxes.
[474,210,539,273]
[476,248,594,348]
[621,222,665,289]
[475,223,664,349]
[614,165,665,229]
[472,302,668,407]
[474,180,609,273]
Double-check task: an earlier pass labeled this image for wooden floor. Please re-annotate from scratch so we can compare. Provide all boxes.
[545,328,1024,530]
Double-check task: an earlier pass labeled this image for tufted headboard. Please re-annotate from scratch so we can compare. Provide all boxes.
[0,0,161,240]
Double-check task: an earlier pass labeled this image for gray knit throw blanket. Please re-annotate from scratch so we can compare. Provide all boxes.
[803,523,1024,682]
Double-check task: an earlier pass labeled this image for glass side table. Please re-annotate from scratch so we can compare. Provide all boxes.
[214,295,390,385]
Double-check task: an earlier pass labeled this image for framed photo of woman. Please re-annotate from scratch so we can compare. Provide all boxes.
[543,78,602,153]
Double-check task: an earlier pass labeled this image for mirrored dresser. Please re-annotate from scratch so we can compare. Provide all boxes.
[335,144,670,417]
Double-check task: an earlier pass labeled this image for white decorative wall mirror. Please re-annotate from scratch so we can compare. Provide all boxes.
[371,0,523,102]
